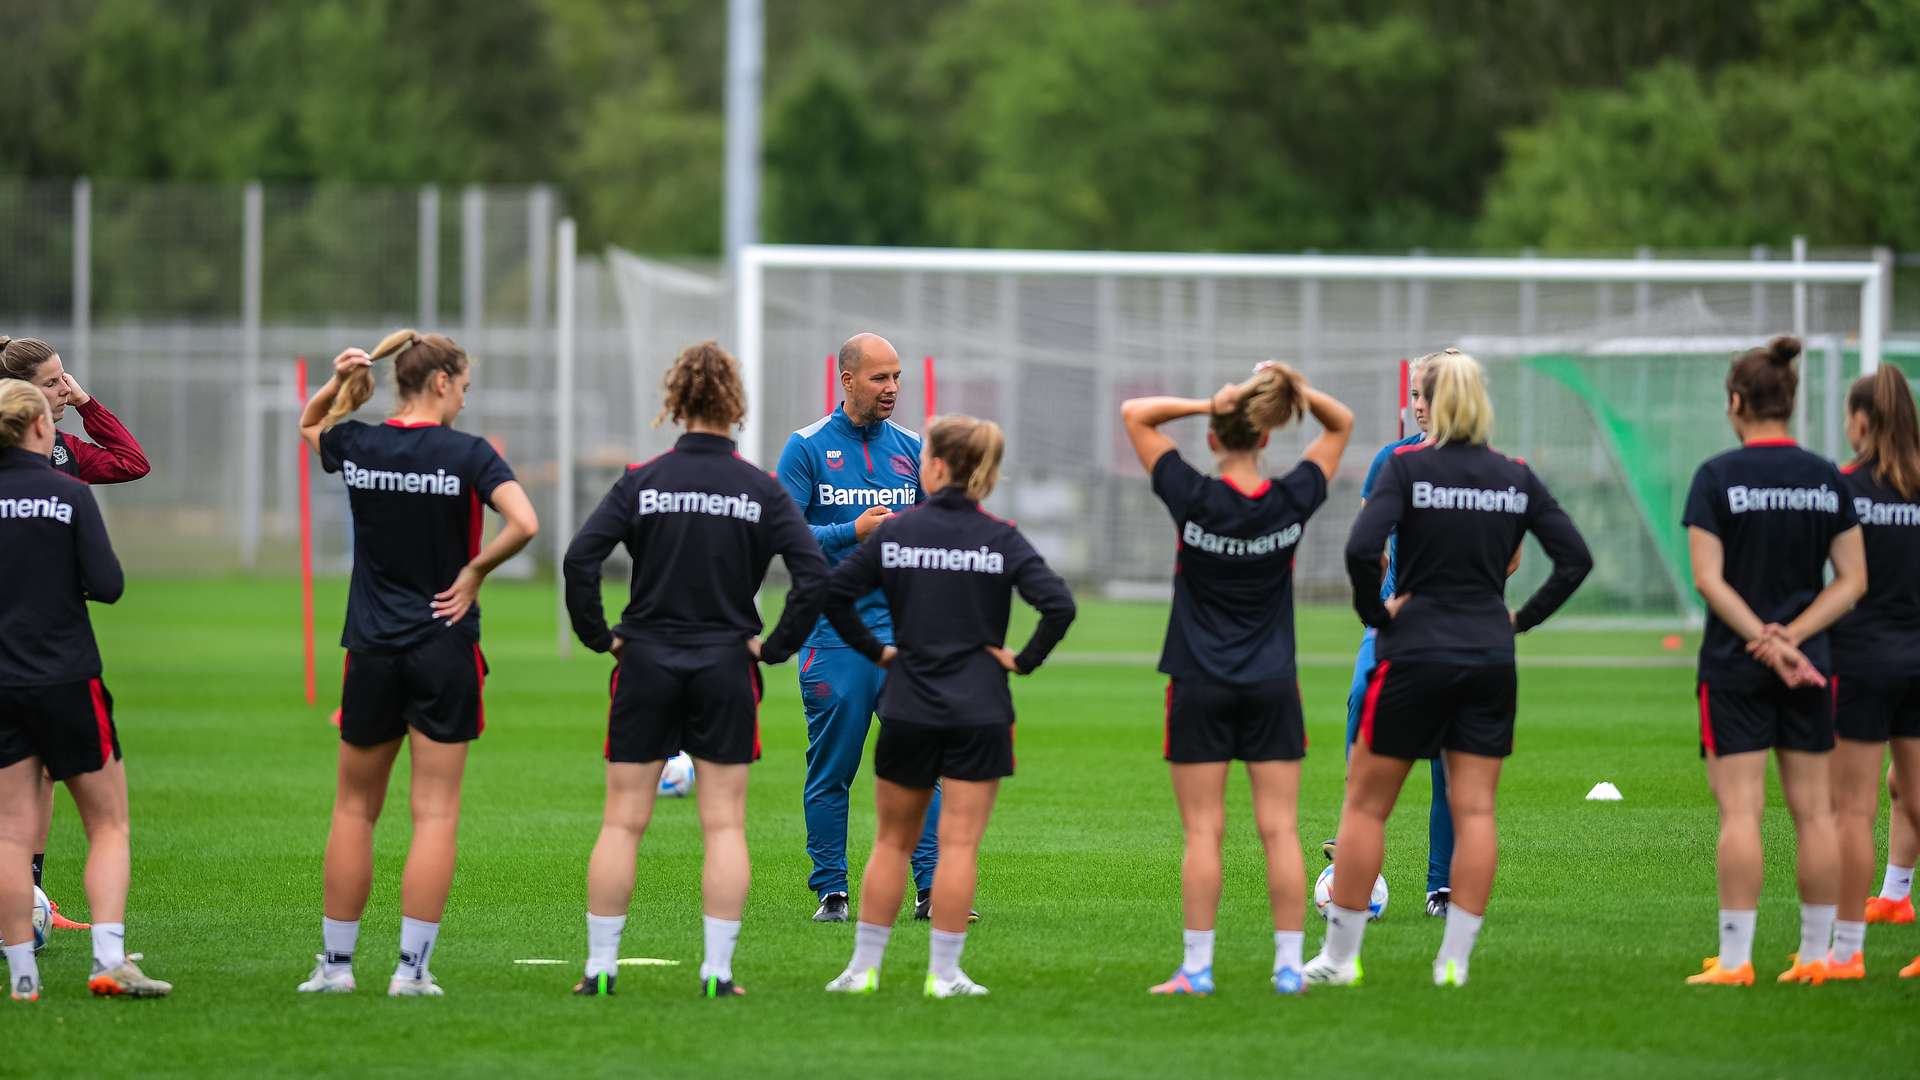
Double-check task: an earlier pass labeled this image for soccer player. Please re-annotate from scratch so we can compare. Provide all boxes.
[1,335,150,937]
[1322,360,1462,918]
[0,380,169,1000]
[1827,364,1920,979]
[1119,362,1353,996]
[562,341,829,999]
[1679,336,1864,988]
[293,331,539,997]
[776,333,943,923]
[820,415,1075,998]
[1305,348,1592,989]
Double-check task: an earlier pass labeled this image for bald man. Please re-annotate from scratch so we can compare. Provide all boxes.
[776,335,942,923]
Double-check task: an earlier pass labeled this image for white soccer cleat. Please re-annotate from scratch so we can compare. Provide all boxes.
[825,966,880,994]
[1302,951,1362,987]
[924,969,990,998]
[1433,958,1468,987]
[387,974,444,997]
[297,955,357,993]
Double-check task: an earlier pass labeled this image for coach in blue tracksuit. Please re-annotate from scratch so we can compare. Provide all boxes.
[776,333,940,923]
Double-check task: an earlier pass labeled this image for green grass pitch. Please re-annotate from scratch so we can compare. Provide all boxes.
[21,578,1919,1076]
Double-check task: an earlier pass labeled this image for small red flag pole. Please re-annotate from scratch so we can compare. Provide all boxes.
[296,357,316,707]
[924,356,937,421]
[1398,358,1411,439]
[824,355,836,416]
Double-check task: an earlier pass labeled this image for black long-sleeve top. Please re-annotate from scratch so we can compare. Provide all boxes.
[563,433,828,663]
[823,486,1077,727]
[0,447,123,686]
[1345,441,1591,664]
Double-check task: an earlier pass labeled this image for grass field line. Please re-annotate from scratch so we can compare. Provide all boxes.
[1046,651,1694,669]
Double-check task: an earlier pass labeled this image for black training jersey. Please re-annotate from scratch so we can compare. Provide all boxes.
[1346,441,1592,665]
[0,448,123,686]
[563,432,828,662]
[823,487,1077,727]
[318,419,517,652]
[1831,463,1920,676]
[1682,440,1858,687]
[1151,452,1327,683]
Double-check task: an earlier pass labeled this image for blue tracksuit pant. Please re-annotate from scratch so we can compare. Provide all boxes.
[1346,630,1454,894]
[799,645,940,897]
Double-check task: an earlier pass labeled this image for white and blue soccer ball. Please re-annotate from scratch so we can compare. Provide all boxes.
[1314,865,1388,921]
[658,752,695,798]
[31,887,51,953]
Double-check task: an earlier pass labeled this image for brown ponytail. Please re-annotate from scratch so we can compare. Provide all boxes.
[1726,335,1800,422]
[321,329,469,431]
[1847,365,1920,500]
[926,414,1004,500]
[654,340,747,429]
[1211,362,1307,452]
[0,380,50,451]
[0,337,57,383]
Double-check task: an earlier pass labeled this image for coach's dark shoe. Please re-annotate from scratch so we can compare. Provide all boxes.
[1426,888,1451,918]
[1321,838,1337,862]
[914,889,933,920]
[574,970,615,997]
[702,975,746,998]
[814,893,849,923]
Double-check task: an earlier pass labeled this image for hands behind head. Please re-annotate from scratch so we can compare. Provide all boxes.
[1747,623,1826,689]
[333,348,373,380]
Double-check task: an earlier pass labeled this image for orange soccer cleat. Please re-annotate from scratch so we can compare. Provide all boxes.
[1776,953,1827,985]
[1899,955,1920,979]
[46,898,90,931]
[1825,952,1866,980]
[1865,896,1915,925]
[1686,957,1754,986]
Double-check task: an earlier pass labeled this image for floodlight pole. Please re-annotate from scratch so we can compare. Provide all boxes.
[724,0,763,267]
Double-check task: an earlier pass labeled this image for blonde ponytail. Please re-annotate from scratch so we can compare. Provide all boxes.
[0,380,50,451]
[927,414,1005,500]
[1418,348,1493,446]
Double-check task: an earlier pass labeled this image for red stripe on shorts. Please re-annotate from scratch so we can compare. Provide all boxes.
[87,678,112,766]
[749,660,764,760]
[472,644,487,735]
[605,664,621,759]
[1698,682,1716,756]
[1359,661,1391,750]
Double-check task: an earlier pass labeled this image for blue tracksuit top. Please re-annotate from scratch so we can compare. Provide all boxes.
[1362,434,1424,601]
[776,407,924,648]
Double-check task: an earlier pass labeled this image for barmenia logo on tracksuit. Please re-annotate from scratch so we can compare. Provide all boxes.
[815,484,916,507]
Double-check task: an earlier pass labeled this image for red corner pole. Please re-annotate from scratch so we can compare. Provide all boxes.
[824,355,836,416]
[1397,358,1410,439]
[924,356,937,422]
[296,357,316,707]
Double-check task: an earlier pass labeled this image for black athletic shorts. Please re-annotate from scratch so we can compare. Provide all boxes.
[873,719,1014,789]
[1697,678,1835,756]
[1359,660,1516,759]
[1163,677,1305,763]
[340,632,487,746]
[1833,674,1920,743]
[606,641,762,765]
[0,678,121,781]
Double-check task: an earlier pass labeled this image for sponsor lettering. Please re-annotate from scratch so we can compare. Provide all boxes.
[1727,484,1839,515]
[0,495,74,524]
[1854,497,1920,526]
[881,541,1006,574]
[1181,519,1302,557]
[817,484,916,508]
[342,460,463,496]
[636,487,764,522]
[1411,481,1530,514]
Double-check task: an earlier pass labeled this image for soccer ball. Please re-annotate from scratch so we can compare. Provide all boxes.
[1313,865,1388,921]
[31,887,50,953]
[658,752,695,798]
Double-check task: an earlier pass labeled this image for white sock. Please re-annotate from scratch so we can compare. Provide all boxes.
[322,917,359,974]
[1718,909,1757,970]
[395,916,439,981]
[3,942,38,995]
[1437,905,1484,968]
[1273,930,1304,974]
[91,921,126,970]
[928,928,967,981]
[850,921,891,972]
[700,915,741,983]
[585,913,626,977]
[1799,903,1836,964]
[1881,863,1914,901]
[1831,919,1866,962]
[1323,904,1369,965]
[1182,928,1214,974]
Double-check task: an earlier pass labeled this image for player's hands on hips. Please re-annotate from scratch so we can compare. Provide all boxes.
[59,372,89,406]
[1384,593,1411,620]
[333,347,372,381]
[986,645,1020,673]
[432,564,483,626]
[878,645,898,669]
[853,504,892,539]
[746,636,762,661]
[609,636,625,657]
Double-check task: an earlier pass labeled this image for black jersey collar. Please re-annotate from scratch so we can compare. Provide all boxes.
[0,447,53,471]
[927,485,976,509]
[674,432,738,454]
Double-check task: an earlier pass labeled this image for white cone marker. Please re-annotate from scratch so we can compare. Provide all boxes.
[1585,781,1623,801]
